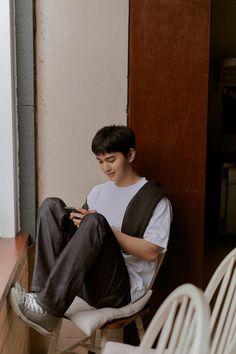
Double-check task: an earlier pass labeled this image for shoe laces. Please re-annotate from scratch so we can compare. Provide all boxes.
[15,282,37,303]
[15,283,27,304]
[24,293,47,314]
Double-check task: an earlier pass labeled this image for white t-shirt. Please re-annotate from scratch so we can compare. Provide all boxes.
[87,178,172,302]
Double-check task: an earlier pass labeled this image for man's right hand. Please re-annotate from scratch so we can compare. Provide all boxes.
[70,208,96,228]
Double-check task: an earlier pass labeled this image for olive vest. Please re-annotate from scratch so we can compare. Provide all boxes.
[121,180,165,238]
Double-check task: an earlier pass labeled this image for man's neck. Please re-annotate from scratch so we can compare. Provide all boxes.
[115,172,142,187]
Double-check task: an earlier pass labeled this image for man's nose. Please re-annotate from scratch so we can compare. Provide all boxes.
[103,162,110,172]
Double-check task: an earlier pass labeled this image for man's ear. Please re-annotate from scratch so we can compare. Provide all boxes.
[128,148,136,163]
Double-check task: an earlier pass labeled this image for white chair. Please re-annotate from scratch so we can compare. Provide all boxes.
[103,283,211,354]
[47,251,166,354]
[204,247,236,354]
[227,337,236,354]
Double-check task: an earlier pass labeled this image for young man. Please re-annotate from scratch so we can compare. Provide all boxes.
[10,125,172,335]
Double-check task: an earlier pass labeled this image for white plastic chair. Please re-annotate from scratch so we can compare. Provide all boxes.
[103,283,211,354]
[204,247,236,354]
[47,251,166,354]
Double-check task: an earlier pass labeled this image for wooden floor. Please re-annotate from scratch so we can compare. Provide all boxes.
[30,319,88,354]
[57,319,88,354]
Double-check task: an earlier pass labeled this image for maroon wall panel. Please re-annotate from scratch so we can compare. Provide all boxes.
[128,0,211,304]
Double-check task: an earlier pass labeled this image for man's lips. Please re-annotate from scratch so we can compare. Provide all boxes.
[106,172,115,177]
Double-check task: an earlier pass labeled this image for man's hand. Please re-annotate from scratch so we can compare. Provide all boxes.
[70,208,96,228]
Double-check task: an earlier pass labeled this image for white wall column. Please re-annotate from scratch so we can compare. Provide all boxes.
[0,0,18,237]
[36,0,129,206]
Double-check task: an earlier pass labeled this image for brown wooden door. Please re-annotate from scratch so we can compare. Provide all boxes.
[127,0,211,326]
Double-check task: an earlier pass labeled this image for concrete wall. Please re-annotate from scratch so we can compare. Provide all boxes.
[36,0,129,207]
[15,0,36,240]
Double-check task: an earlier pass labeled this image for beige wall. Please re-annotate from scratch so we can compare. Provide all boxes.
[36,0,129,206]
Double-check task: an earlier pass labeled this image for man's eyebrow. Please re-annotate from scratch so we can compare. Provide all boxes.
[96,154,116,161]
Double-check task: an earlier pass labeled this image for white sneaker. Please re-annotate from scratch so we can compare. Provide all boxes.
[9,286,60,336]
[14,282,37,300]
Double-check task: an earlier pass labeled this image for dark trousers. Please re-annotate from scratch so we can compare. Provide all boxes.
[31,197,131,317]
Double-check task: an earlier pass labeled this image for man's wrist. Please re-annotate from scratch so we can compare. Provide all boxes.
[111,226,120,239]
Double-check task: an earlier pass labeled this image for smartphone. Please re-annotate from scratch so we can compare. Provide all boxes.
[64,206,77,213]
[64,206,82,219]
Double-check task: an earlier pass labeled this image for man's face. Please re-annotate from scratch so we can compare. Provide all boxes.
[96,151,132,185]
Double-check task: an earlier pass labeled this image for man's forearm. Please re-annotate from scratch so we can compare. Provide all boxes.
[111,227,161,261]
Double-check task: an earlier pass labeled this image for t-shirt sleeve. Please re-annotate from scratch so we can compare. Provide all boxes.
[86,185,99,209]
[143,196,172,250]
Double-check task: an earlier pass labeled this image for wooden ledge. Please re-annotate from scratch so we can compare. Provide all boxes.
[0,233,29,309]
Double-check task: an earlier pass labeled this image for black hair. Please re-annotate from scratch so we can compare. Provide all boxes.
[91,125,136,157]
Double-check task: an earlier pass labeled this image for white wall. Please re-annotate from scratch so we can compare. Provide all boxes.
[0,0,18,237]
[36,0,129,206]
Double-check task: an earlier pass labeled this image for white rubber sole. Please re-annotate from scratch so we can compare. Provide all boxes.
[9,287,52,336]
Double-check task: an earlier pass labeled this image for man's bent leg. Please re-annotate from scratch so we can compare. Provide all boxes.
[83,230,130,309]
[37,213,130,316]
[31,197,76,292]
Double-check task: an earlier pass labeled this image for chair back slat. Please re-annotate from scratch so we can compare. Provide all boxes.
[209,257,235,332]
[220,291,236,353]
[205,248,236,354]
[212,271,236,354]
[138,284,210,354]
[148,251,166,290]
[168,296,188,351]
[155,299,179,353]
[226,304,236,350]
[181,311,195,354]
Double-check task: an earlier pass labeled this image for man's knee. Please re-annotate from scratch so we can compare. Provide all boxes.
[80,213,112,237]
[40,197,65,210]
[82,212,107,227]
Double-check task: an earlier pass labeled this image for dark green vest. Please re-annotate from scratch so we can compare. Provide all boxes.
[121,180,165,238]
